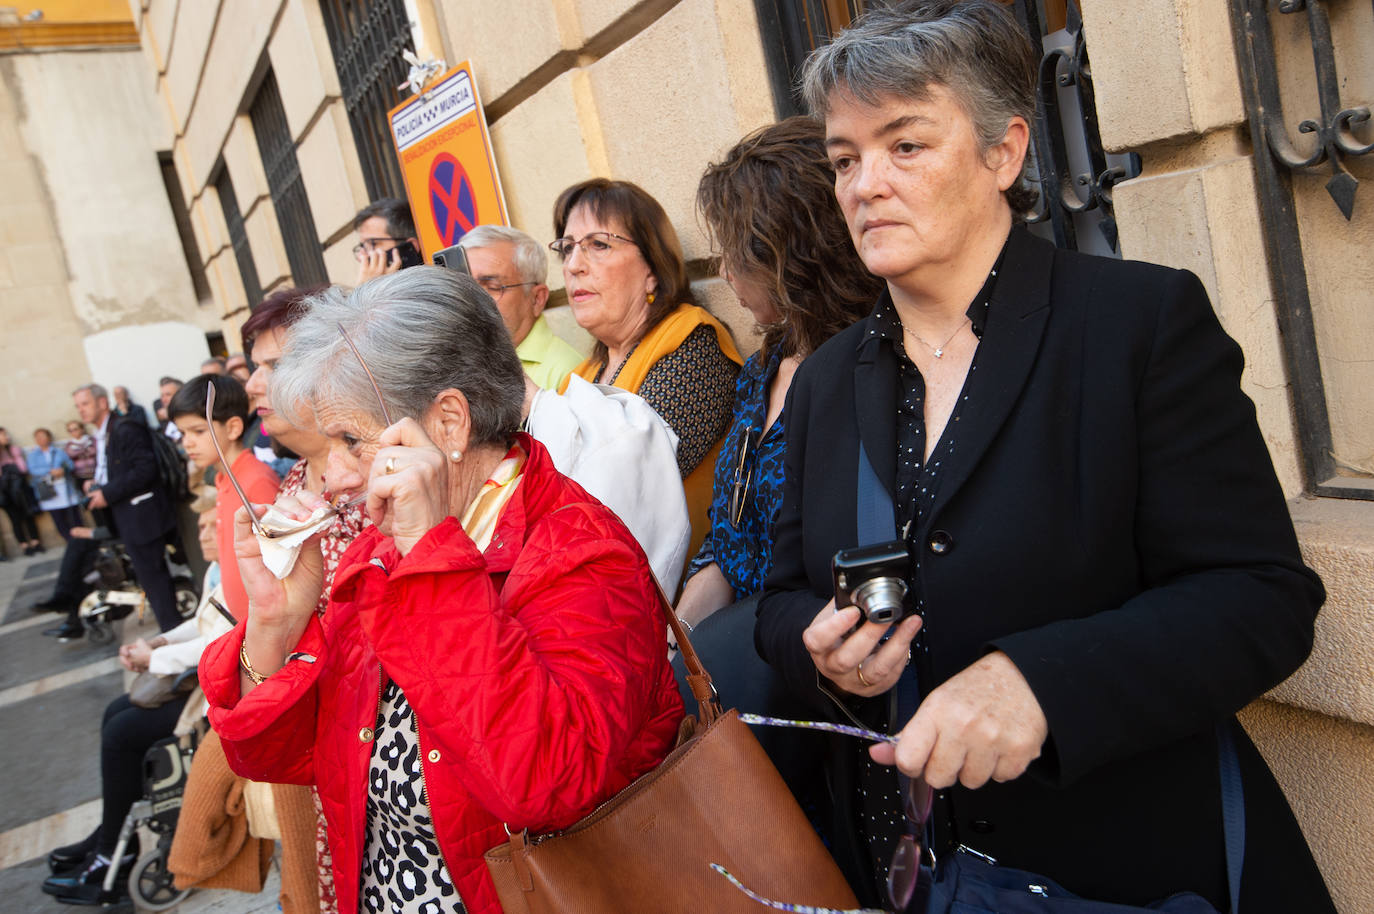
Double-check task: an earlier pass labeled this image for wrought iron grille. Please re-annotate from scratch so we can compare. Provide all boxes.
[1229,0,1374,498]
[751,0,1136,255]
[319,0,413,202]
[214,166,264,309]
[250,70,328,287]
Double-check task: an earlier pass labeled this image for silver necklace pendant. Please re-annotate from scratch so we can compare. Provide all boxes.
[933,348,945,358]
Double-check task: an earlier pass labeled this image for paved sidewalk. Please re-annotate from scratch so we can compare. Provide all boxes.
[0,549,282,913]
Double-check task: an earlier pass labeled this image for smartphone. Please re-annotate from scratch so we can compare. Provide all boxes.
[431,243,470,274]
[394,240,425,269]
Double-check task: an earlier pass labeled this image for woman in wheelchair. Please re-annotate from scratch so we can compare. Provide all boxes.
[42,499,235,905]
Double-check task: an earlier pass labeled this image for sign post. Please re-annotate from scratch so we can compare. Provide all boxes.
[388,62,509,260]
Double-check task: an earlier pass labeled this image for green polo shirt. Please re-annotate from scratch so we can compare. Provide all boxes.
[517,315,586,390]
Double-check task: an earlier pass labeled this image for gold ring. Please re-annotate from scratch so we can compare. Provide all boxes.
[856,662,872,687]
[384,456,397,475]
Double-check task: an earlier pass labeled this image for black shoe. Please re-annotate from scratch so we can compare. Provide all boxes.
[31,597,71,614]
[42,622,84,642]
[42,851,135,904]
[47,828,99,873]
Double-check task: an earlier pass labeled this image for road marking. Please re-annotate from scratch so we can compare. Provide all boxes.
[0,614,56,638]
[0,657,122,710]
[0,798,100,868]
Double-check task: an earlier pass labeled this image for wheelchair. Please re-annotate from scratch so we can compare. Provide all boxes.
[102,720,204,910]
[76,540,198,646]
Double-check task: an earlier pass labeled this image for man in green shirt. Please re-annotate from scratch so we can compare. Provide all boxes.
[459,225,586,390]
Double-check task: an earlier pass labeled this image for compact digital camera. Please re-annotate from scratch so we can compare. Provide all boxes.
[832,540,912,624]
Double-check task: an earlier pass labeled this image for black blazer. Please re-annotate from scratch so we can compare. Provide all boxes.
[100,414,175,546]
[757,228,1332,911]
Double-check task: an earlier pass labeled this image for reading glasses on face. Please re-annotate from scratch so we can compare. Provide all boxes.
[547,232,637,261]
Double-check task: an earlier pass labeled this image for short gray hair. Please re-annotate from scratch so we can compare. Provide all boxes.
[270,268,525,446]
[459,225,549,285]
[801,0,1039,214]
[73,383,109,401]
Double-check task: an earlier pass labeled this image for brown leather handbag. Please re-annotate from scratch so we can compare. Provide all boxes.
[484,604,859,913]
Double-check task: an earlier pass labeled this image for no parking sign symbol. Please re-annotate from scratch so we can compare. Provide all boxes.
[429,154,478,247]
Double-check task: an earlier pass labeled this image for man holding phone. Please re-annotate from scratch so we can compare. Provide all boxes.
[353,197,423,284]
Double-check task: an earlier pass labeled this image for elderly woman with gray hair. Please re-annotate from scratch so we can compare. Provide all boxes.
[755,1,1333,912]
[197,267,683,914]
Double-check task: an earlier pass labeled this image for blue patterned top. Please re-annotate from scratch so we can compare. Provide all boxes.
[685,347,787,600]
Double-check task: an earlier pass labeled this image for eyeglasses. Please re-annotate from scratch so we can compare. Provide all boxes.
[478,279,538,300]
[352,237,408,258]
[205,324,390,539]
[548,231,637,262]
[728,429,759,529]
[717,714,935,914]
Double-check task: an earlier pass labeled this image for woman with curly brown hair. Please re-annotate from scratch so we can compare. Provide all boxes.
[676,115,881,633]
[671,117,881,811]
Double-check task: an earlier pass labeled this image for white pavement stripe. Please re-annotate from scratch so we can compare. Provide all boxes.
[0,657,122,710]
[0,798,101,868]
[0,614,56,638]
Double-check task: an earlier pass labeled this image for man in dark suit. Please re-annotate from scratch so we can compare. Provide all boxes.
[72,384,181,632]
[111,386,150,428]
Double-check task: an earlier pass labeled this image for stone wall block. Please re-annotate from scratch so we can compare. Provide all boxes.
[295,101,369,246]
[322,234,359,287]
[1113,157,1303,498]
[582,0,773,261]
[182,0,280,187]
[1240,700,1374,914]
[489,71,596,271]
[243,203,290,291]
[1273,498,1374,728]
[144,0,177,75]
[269,0,337,141]
[164,0,220,136]
[222,115,271,209]
[693,276,759,358]
[436,0,570,105]
[1079,0,1243,153]
[541,304,594,357]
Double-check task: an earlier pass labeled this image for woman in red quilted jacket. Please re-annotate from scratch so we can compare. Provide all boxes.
[198,267,684,914]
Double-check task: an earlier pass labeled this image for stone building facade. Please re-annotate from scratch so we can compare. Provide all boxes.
[2,0,1371,909]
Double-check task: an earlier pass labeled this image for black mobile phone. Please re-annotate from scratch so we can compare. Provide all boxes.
[431,243,470,274]
[832,540,912,624]
[394,240,425,269]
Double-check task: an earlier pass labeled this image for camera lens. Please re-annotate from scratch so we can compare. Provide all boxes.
[852,576,908,624]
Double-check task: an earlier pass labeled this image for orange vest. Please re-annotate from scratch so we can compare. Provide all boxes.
[565,304,742,573]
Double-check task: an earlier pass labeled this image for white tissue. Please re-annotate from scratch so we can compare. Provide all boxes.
[257,504,337,579]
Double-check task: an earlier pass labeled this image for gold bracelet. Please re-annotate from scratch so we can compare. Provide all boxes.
[240,643,268,686]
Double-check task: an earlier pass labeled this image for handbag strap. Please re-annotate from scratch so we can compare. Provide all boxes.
[855,441,1246,911]
[656,581,722,725]
[1217,721,1244,913]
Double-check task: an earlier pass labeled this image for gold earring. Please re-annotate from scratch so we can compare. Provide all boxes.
[449,449,463,463]
[647,291,656,305]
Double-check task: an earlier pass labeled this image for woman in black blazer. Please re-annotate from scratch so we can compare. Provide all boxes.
[755,3,1334,911]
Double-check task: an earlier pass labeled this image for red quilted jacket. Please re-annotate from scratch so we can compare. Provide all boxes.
[201,435,684,914]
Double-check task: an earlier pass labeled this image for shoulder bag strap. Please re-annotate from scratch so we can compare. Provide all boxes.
[656,581,722,725]
[856,441,896,545]
[1217,721,1245,913]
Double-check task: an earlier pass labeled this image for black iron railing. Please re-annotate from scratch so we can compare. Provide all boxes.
[249,71,328,287]
[319,0,413,202]
[214,165,263,309]
[1229,0,1372,497]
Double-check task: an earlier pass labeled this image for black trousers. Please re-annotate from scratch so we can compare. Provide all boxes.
[122,538,181,632]
[48,505,83,541]
[3,504,39,543]
[98,692,188,856]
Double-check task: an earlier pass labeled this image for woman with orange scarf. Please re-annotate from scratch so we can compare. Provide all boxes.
[554,179,741,561]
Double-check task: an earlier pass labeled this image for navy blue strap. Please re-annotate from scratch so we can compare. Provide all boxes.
[856,441,896,546]
[1217,722,1245,913]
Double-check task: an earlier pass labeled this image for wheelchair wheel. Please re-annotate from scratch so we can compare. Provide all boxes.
[86,618,115,646]
[128,848,189,911]
[175,586,198,619]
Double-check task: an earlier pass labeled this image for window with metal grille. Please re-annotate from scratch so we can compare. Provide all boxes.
[249,70,328,287]
[319,0,413,202]
[157,151,213,305]
[214,165,264,308]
